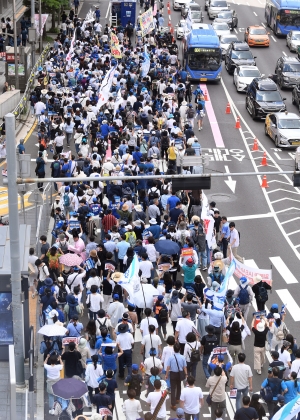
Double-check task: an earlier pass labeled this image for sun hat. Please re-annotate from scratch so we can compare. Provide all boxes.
[149,218,157,224]
[256,322,265,332]
[134,204,143,212]
[122,204,129,211]
[112,272,123,283]
[78,338,87,348]
[44,278,53,286]
[118,324,128,333]
[125,224,132,230]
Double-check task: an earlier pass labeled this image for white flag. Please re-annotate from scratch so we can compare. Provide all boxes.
[96,65,117,111]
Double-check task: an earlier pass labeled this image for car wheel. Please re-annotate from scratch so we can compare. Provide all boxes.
[279,78,285,90]
[250,106,257,120]
[275,136,279,147]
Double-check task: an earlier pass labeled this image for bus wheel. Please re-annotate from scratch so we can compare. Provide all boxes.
[273,25,278,37]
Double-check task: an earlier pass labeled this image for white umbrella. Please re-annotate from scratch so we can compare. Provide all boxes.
[38,324,68,337]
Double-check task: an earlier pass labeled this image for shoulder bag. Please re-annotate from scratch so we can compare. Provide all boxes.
[206,376,222,406]
[174,354,185,381]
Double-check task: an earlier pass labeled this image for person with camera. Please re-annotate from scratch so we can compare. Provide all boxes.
[44,352,64,415]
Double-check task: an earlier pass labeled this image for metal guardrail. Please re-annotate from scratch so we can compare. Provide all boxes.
[28,325,34,420]
[12,43,51,120]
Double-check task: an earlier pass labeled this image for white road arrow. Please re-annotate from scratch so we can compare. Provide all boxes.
[224,165,236,193]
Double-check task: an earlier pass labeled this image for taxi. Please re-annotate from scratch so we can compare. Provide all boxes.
[244,25,270,47]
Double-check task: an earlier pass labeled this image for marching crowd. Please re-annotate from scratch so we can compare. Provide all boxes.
[21,5,300,420]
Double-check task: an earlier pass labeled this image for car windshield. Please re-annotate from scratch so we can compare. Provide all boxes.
[256,91,282,102]
[278,118,300,129]
[191,12,202,19]
[280,10,300,26]
[218,11,232,18]
[283,63,300,72]
[221,36,238,43]
[240,69,260,77]
[214,23,229,29]
[211,1,227,6]
[249,27,267,35]
[188,49,222,71]
[231,51,253,59]
[292,33,300,40]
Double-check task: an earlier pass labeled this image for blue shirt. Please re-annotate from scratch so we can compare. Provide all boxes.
[261,378,286,401]
[281,379,300,403]
[117,240,130,259]
[202,308,226,328]
[18,144,25,154]
[148,225,161,240]
[95,336,113,350]
[101,353,118,371]
[167,195,180,210]
[222,222,230,239]
[67,322,84,337]
[104,240,117,253]
[166,353,187,372]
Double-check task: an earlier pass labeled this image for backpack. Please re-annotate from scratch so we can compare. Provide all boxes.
[128,374,142,395]
[57,286,68,303]
[192,227,206,251]
[96,318,107,332]
[89,333,97,349]
[148,188,159,200]
[190,205,202,218]
[113,284,122,298]
[156,305,168,323]
[204,334,218,354]
[63,193,70,207]
[187,108,195,118]
[178,89,184,99]
[261,378,282,403]
[275,324,285,341]
[122,186,133,196]
[59,240,69,254]
[178,231,187,247]
[188,343,200,363]
[127,232,136,248]
[238,285,250,305]
[257,286,268,303]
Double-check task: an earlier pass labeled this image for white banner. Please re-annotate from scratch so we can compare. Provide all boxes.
[201,192,215,248]
[96,65,117,111]
[231,255,273,286]
[114,88,123,117]
[34,14,48,36]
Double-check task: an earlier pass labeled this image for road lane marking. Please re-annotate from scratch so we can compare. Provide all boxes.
[253,11,257,16]
[270,256,298,284]
[105,2,111,18]
[228,213,273,221]
[261,22,266,27]
[288,229,300,236]
[283,51,287,56]
[200,84,225,148]
[271,35,277,42]
[276,289,300,321]
[234,28,238,33]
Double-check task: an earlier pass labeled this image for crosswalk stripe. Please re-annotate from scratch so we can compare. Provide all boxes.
[275,289,300,322]
[269,256,298,284]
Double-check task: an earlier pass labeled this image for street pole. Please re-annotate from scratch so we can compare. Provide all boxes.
[31,0,35,68]
[39,0,43,54]
[12,0,19,90]
[6,113,25,387]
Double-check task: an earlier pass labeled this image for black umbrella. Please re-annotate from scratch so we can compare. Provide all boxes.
[52,378,88,400]
[155,239,180,255]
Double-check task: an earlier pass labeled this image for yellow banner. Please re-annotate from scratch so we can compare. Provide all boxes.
[111,45,122,58]
[110,32,119,46]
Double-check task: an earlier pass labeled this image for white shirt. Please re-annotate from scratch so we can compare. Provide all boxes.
[142,334,162,358]
[291,359,300,378]
[44,364,63,380]
[107,301,127,328]
[175,318,195,343]
[144,356,163,375]
[140,317,158,337]
[230,227,240,248]
[86,276,102,290]
[38,264,49,281]
[116,331,134,350]
[34,101,46,114]
[86,293,104,313]
[123,399,142,420]
[147,391,169,418]
[144,244,159,262]
[278,349,291,368]
[161,346,174,370]
[184,341,201,363]
[67,271,86,292]
[180,387,203,414]
[85,363,104,388]
[139,260,153,278]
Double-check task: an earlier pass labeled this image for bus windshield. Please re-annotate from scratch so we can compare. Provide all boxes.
[279,10,300,26]
[188,48,222,71]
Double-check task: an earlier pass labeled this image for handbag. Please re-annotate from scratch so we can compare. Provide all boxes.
[174,354,186,381]
[206,376,222,406]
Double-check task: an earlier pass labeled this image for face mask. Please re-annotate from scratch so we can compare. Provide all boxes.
[39,240,43,244]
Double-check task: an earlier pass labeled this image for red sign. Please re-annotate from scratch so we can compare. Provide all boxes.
[6,53,20,63]
[181,247,194,256]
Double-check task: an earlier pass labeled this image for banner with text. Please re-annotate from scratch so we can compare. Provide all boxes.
[139,8,155,37]
[34,14,48,36]
[232,256,273,286]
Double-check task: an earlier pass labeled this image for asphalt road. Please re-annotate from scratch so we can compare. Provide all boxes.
[21,0,300,417]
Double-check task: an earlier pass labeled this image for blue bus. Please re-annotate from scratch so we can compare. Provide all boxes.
[265,0,300,36]
[183,26,222,82]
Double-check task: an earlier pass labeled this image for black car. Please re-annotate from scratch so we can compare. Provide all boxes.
[214,10,238,30]
[275,56,300,89]
[292,83,300,111]
[225,42,256,74]
[246,77,286,120]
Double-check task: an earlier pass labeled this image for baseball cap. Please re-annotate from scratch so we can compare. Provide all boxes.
[132,364,139,370]
[176,408,185,417]
[271,351,279,358]
[113,294,119,299]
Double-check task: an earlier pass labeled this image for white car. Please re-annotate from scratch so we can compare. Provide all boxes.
[173,0,194,11]
[220,34,239,57]
[212,22,231,37]
[175,19,187,39]
[286,30,300,52]
[233,65,262,92]
[208,0,229,19]
[265,112,300,148]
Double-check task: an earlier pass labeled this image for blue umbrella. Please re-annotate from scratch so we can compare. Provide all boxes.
[155,240,180,255]
[52,378,88,400]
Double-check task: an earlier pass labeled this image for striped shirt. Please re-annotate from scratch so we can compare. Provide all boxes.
[102,214,117,233]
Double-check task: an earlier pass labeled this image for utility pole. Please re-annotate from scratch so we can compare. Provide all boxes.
[39,0,43,54]
[6,113,25,387]
[12,0,19,89]
[31,0,35,68]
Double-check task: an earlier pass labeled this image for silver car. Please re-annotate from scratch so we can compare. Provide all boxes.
[265,112,300,148]
[220,34,239,58]
[212,21,231,37]
[208,0,229,19]
[286,30,300,52]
